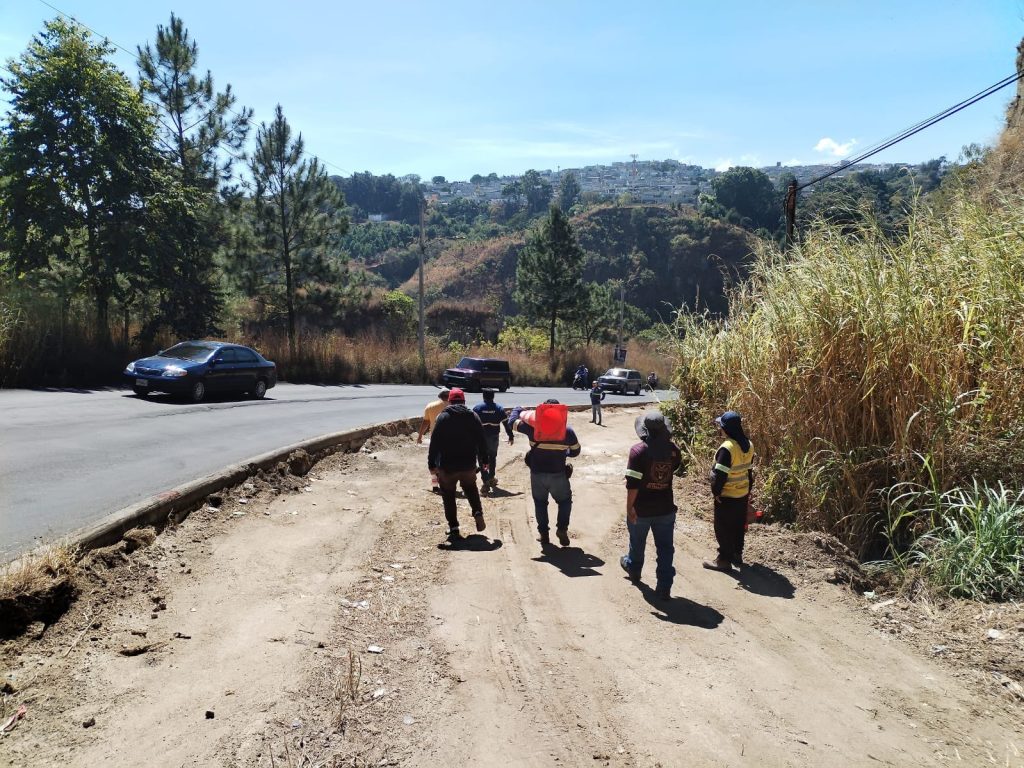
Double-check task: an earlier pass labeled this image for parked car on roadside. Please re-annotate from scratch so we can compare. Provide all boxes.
[597,367,643,395]
[124,341,277,402]
[441,357,511,392]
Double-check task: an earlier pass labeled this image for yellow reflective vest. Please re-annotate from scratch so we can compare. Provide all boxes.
[715,438,754,499]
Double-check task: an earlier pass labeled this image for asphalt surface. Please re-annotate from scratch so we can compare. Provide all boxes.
[0,383,669,561]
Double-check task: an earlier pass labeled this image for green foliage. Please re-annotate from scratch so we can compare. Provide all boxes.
[711,166,780,232]
[380,290,416,340]
[557,171,582,212]
[496,318,549,355]
[891,481,1024,601]
[336,172,423,224]
[668,188,1024,557]
[0,18,162,342]
[136,14,252,340]
[243,105,351,361]
[514,206,585,354]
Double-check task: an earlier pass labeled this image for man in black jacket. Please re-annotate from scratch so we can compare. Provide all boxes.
[427,388,489,541]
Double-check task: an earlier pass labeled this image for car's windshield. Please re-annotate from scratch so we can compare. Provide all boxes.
[605,368,627,377]
[456,357,483,370]
[160,343,216,362]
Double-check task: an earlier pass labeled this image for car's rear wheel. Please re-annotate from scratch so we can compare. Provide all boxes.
[189,380,206,403]
[499,384,508,393]
[252,379,267,400]
[132,386,148,398]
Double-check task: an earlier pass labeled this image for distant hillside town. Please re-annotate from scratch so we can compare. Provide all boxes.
[416,159,897,207]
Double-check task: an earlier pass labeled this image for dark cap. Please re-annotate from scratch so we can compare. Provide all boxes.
[714,410,741,428]
[635,411,670,440]
[448,387,465,404]
[544,398,560,405]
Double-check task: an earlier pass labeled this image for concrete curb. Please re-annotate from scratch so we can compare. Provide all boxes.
[68,401,653,555]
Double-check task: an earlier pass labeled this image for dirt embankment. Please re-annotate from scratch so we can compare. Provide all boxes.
[2,409,1022,767]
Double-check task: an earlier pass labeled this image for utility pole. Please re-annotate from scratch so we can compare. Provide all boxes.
[616,282,624,362]
[418,199,426,377]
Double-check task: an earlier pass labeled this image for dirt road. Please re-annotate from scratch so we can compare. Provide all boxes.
[2,408,1021,767]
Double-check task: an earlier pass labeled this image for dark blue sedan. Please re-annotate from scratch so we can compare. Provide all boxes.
[124,341,277,402]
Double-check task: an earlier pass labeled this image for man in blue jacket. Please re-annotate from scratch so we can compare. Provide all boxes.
[506,399,581,547]
[473,389,507,493]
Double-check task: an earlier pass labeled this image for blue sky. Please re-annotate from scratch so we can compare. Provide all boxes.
[2,1,1022,179]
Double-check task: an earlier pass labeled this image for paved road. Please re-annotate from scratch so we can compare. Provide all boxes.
[0,383,668,560]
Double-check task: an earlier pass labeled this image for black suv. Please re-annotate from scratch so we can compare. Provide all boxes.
[441,357,511,392]
[598,367,643,395]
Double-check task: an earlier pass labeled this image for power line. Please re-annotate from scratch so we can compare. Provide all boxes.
[798,69,1024,190]
[33,0,349,176]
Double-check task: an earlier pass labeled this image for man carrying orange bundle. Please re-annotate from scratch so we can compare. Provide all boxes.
[506,399,581,547]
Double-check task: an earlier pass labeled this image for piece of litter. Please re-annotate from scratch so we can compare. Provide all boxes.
[862,591,876,600]
[1,705,27,733]
[290,511,298,516]
[232,511,246,517]
[237,498,249,505]
[263,511,271,516]
[205,710,215,719]
[372,688,386,699]
[290,719,302,729]
[987,628,1005,640]
[389,564,404,570]
[382,575,394,582]
[403,715,417,725]
[367,645,384,654]
[931,645,948,654]
[869,599,897,612]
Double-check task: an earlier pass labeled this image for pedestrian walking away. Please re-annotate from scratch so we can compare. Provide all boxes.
[427,388,489,542]
[418,388,449,492]
[703,410,755,573]
[620,411,682,600]
[506,399,581,548]
[589,380,606,425]
[473,389,507,494]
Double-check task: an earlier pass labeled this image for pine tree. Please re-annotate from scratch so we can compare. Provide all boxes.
[557,172,582,212]
[247,106,349,362]
[514,205,585,354]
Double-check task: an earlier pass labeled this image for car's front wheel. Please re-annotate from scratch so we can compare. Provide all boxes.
[189,380,206,403]
[252,379,267,400]
[132,386,148,398]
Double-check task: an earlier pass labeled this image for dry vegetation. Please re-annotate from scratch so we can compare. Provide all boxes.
[0,546,79,638]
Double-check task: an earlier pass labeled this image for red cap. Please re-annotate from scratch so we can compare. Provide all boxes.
[448,387,465,404]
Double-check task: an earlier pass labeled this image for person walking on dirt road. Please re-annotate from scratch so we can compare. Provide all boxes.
[418,388,449,493]
[506,399,581,548]
[428,388,489,542]
[704,410,755,573]
[620,411,683,600]
[473,389,507,494]
[589,380,606,425]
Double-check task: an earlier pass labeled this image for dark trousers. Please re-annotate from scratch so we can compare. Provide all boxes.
[481,432,500,482]
[591,402,602,424]
[530,471,572,533]
[437,468,482,531]
[714,495,747,564]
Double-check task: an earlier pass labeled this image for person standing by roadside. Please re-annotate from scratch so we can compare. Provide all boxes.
[589,380,606,424]
[704,410,754,573]
[506,399,581,547]
[473,389,507,493]
[428,388,489,542]
[418,389,449,493]
[620,412,683,600]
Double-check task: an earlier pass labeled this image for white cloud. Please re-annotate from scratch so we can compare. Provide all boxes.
[712,154,761,172]
[814,137,857,157]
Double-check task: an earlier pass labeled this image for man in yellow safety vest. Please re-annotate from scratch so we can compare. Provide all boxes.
[703,410,754,573]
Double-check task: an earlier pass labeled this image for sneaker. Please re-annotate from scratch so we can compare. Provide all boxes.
[655,587,671,601]
[619,556,640,582]
[556,527,570,547]
[473,512,486,532]
[733,557,745,570]
[702,558,732,572]
[447,527,463,542]
[539,531,550,546]
[431,487,441,495]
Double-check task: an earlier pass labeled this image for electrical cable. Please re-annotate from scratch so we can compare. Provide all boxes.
[798,70,1024,190]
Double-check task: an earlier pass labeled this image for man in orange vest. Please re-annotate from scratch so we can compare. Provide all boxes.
[704,410,754,572]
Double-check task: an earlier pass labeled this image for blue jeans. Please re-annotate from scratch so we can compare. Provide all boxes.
[623,512,676,591]
[530,471,572,533]
[591,403,602,424]
[481,432,500,482]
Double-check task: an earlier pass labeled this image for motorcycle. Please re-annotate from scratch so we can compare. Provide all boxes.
[572,373,589,390]
[646,373,659,390]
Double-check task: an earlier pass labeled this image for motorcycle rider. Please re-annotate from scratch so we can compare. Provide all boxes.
[647,372,659,390]
[573,364,589,389]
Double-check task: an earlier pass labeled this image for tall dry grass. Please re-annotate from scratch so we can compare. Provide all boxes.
[665,189,1024,556]
[252,330,665,387]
